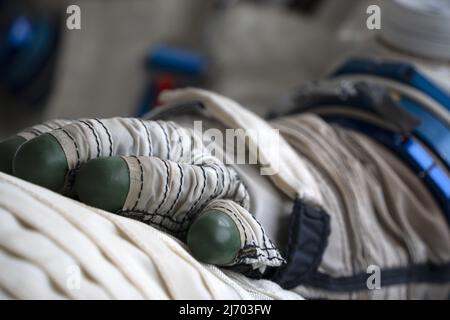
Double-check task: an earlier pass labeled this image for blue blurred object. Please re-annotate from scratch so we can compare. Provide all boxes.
[3,15,55,91]
[8,15,32,46]
[136,45,208,117]
[0,2,60,106]
[147,45,207,76]
[399,96,450,169]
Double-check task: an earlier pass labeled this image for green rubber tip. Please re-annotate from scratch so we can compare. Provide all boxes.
[13,134,68,192]
[0,136,26,174]
[187,210,241,266]
[75,157,130,213]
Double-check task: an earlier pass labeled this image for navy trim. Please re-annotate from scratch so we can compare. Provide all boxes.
[271,199,330,289]
[270,199,450,292]
[300,263,450,292]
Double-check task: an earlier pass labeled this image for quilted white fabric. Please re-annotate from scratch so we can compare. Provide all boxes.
[0,172,301,300]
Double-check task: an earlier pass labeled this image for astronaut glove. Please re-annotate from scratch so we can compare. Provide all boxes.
[0,117,284,276]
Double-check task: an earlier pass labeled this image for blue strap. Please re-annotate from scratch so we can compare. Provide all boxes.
[322,115,450,227]
[331,58,450,112]
[285,80,450,170]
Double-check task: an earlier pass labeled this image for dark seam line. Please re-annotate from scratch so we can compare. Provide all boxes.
[94,118,113,156]
[224,167,233,197]
[235,244,285,262]
[300,263,450,292]
[206,202,283,256]
[175,165,201,224]
[188,136,195,165]
[116,209,186,225]
[167,163,184,215]
[253,213,274,258]
[198,166,221,214]
[240,244,281,253]
[168,121,184,160]
[132,156,144,210]
[79,120,101,158]
[211,165,220,197]
[217,164,226,197]
[185,166,207,218]
[157,120,171,160]
[154,159,171,214]
[231,172,243,201]
[139,119,153,157]
[26,128,42,137]
[236,253,285,263]
[60,128,80,168]
[115,210,190,236]
[211,203,250,247]
[235,185,248,208]
[212,202,283,258]
[33,127,44,135]
[232,183,243,203]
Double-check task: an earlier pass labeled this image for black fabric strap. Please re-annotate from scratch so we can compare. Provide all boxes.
[270,199,330,289]
[270,198,450,292]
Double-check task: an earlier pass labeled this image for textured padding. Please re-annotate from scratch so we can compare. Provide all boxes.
[159,88,324,207]
[0,172,301,300]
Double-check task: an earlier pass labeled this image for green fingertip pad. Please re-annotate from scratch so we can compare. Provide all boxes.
[0,135,26,174]
[75,156,130,213]
[187,209,241,266]
[13,134,68,192]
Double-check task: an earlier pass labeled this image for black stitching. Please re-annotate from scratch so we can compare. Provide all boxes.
[167,163,184,215]
[79,120,101,158]
[26,128,42,137]
[60,128,80,167]
[154,159,171,214]
[240,244,279,252]
[224,167,233,197]
[211,165,220,197]
[217,164,226,196]
[168,121,184,161]
[234,184,249,208]
[132,156,144,210]
[212,203,279,255]
[94,118,113,156]
[157,120,171,160]
[116,209,187,226]
[186,166,207,216]
[236,252,285,263]
[139,119,153,157]
[252,212,276,258]
[211,203,249,246]
[198,165,221,213]
[232,181,243,202]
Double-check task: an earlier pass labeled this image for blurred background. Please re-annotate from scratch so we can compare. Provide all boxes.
[0,0,449,138]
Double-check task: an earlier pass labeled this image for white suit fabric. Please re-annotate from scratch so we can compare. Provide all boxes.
[1,87,449,299]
